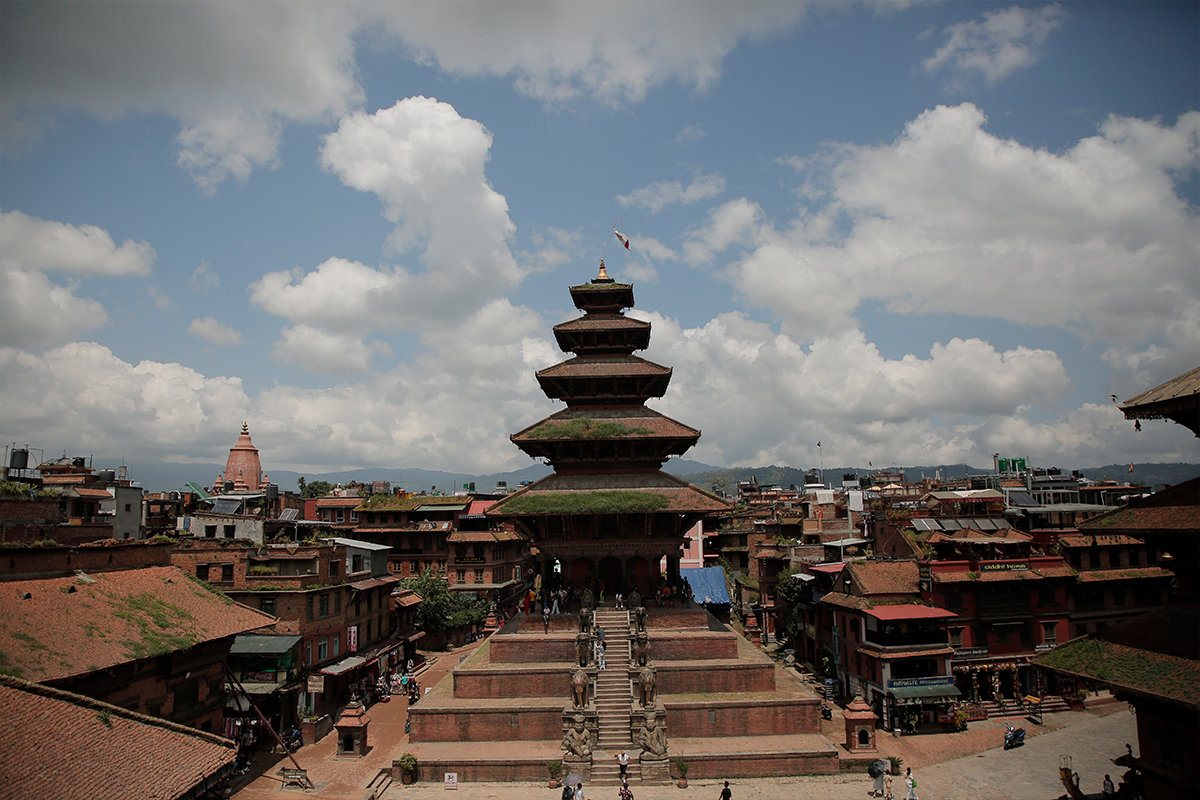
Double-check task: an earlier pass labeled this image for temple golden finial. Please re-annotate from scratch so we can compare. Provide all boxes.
[596,260,610,282]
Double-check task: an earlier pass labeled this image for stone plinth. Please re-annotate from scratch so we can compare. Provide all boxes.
[664,696,819,737]
[488,634,578,663]
[409,700,562,741]
[656,660,776,694]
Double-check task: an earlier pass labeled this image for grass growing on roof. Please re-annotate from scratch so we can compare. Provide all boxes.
[500,491,670,514]
[525,418,653,439]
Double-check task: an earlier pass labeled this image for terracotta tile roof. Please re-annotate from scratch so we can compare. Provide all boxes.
[536,354,671,379]
[72,487,114,499]
[1055,533,1145,547]
[357,495,471,512]
[486,471,731,515]
[314,497,363,508]
[846,560,920,596]
[864,605,958,621]
[0,675,236,800]
[445,530,525,543]
[1075,567,1174,582]
[819,592,869,611]
[1035,606,1200,707]
[512,407,700,441]
[1078,477,1200,533]
[0,566,275,682]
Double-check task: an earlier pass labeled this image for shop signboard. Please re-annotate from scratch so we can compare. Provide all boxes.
[918,563,931,592]
[887,676,955,689]
[831,625,841,664]
[245,671,276,683]
[307,674,325,693]
[953,646,990,659]
[456,557,485,565]
[347,625,358,653]
[981,562,1029,571]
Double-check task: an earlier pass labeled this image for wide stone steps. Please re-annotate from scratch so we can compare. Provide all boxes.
[591,609,632,750]
[589,755,641,786]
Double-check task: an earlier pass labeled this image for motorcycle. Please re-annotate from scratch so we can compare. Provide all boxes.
[820,704,833,720]
[283,727,303,753]
[1003,723,1026,750]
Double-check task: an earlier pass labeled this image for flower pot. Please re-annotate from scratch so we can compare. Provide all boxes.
[677,778,688,788]
[401,771,415,785]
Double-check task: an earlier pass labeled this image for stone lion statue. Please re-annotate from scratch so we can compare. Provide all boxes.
[571,668,589,708]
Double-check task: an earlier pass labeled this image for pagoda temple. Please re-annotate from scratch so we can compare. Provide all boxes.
[487,261,730,595]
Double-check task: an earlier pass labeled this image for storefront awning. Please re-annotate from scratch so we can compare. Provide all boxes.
[230,634,302,655]
[890,684,962,701]
[319,656,366,676]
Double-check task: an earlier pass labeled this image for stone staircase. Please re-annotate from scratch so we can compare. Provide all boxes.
[590,608,640,786]
[980,695,1070,719]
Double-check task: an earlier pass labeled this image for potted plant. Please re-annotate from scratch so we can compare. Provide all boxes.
[674,758,689,788]
[887,756,903,776]
[398,753,418,784]
[545,760,562,788]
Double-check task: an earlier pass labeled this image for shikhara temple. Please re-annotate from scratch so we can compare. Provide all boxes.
[487,260,730,593]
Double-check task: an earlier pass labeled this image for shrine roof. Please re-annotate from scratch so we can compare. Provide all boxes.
[554,315,650,332]
[513,407,700,441]
[536,355,671,379]
[485,471,730,516]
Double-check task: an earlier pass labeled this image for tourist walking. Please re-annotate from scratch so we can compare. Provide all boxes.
[618,779,633,800]
[551,590,561,614]
[884,770,894,800]
[719,780,732,799]
[597,641,606,670]
[544,604,551,634]
[903,767,919,800]
[615,751,629,780]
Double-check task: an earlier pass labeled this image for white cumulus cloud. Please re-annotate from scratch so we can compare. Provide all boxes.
[189,318,243,347]
[618,173,726,214]
[0,210,154,276]
[924,3,1067,86]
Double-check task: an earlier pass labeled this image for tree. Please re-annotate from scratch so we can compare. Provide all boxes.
[298,477,335,499]
[403,568,488,636]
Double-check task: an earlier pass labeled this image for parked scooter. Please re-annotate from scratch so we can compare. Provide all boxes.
[1004,723,1026,750]
[283,726,303,753]
[820,704,833,720]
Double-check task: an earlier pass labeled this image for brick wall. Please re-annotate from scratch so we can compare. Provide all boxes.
[488,635,577,663]
[664,697,819,736]
[408,703,561,741]
[0,540,172,576]
[648,632,738,660]
[453,666,573,699]
[657,661,776,694]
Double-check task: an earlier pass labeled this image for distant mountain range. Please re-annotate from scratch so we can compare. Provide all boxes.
[119,457,1199,496]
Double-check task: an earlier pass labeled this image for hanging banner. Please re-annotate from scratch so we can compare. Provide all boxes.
[348,625,359,652]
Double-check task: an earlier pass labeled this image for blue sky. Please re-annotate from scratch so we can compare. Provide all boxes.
[2,1,1197,488]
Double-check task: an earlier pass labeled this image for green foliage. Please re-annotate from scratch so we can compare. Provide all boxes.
[298,478,335,499]
[248,565,278,575]
[399,753,418,772]
[97,709,113,729]
[500,491,669,514]
[888,756,904,773]
[674,758,688,777]
[0,649,24,678]
[545,760,562,778]
[110,593,199,659]
[402,568,488,634]
[526,418,653,439]
[0,481,55,498]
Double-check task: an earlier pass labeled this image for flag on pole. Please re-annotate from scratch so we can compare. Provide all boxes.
[817,441,821,447]
[614,230,630,250]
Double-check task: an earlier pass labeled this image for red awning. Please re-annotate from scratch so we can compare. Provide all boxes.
[864,605,958,621]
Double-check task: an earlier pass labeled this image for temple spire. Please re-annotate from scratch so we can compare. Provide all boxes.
[595,259,612,283]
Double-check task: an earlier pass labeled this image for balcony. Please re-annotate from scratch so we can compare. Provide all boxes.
[977,602,1031,620]
[863,629,949,649]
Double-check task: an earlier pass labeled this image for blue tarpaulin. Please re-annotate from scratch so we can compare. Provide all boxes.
[680,566,730,605]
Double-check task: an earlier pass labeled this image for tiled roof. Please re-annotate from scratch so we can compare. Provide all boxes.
[1075,567,1174,582]
[486,471,731,515]
[536,354,671,379]
[1035,606,1200,707]
[1078,477,1199,533]
[819,592,869,610]
[847,560,920,596]
[0,675,236,800]
[0,566,275,682]
[554,315,650,333]
[314,497,363,507]
[512,406,700,441]
[446,529,524,542]
[1055,533,1145,547]
[865,605,958,621]
[357,495,471,512]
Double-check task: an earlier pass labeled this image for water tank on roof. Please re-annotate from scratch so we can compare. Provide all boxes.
[98,469,116,482]
[224,481,235,493]
[168,491,181,501]
[9,449,28,470]
[266,484,279,499]
[73,457,87,468]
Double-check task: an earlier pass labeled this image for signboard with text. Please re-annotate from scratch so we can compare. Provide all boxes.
[307,674,325,693]
[888,676,955,689]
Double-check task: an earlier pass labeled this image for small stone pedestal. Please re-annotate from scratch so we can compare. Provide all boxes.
[335,701,371,757]
[633,701,670,782]
[843,694,879,753]
[561,705,599,779]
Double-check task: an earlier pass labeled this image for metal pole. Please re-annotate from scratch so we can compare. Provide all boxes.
[223,662,311,788]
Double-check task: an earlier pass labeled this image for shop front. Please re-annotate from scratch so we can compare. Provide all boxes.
[885,676,961,734]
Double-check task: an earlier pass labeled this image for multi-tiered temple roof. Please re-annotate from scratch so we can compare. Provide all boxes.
[489,262,728,530]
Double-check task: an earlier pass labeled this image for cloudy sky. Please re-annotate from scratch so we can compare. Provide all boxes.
[2,1,1197,489]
